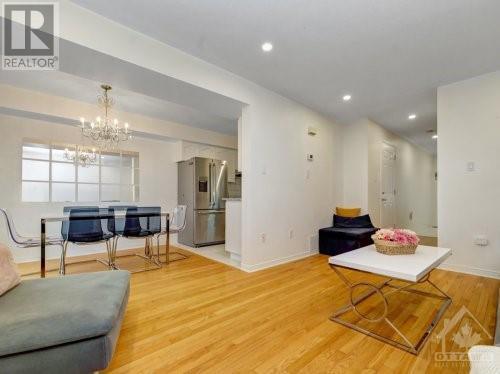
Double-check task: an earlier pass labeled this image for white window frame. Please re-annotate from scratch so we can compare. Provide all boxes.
[21,140,140,203]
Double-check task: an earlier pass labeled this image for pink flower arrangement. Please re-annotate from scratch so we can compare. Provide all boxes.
[373,228,420,245]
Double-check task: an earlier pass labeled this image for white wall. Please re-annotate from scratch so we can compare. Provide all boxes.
[47,1,497,279]
[437,71,500,279]
[342,119,437,235]
[367,120,437,235]
[239,97,344,271]
[342,120,369,213]
[0,113,178,262]
[55,1,344,271]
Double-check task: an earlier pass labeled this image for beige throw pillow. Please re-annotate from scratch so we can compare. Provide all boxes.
[0,243,21,296]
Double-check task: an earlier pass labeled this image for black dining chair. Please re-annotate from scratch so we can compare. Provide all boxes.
[107,206,161,271]
[60,206,115,274]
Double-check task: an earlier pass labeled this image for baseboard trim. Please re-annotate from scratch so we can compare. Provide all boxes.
[241,250,319,273]
[438,263,500,279]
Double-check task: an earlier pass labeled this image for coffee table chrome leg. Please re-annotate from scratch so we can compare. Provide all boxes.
[413,295,452,352]
[427,278,451,299]
[329,264,451,355]
[330,264,391,318]
[383,274,451,302]
[331,316,419,353]
[384,317,415,350]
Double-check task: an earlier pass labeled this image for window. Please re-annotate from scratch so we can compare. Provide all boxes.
[21,142,140,203]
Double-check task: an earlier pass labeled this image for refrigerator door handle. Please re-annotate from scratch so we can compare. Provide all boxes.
[208,162,213,207]
[197,210,225,214]
[211,162,216,208]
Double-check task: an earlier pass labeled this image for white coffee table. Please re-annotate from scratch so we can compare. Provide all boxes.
[329,244,452,354]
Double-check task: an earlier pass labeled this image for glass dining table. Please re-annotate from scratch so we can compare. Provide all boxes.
[40,211,170,278]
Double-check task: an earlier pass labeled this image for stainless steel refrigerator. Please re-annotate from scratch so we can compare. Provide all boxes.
[178,157,227,247]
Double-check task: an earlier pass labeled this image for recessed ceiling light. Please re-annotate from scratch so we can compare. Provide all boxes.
[408,114,417,120]
[342,94,352,102]
[261,42,273,52]
[432,134,438,140]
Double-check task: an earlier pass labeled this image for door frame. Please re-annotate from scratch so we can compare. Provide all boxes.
[379,141,397,228]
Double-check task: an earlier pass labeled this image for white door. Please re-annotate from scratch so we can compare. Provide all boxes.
[380,143,396,228]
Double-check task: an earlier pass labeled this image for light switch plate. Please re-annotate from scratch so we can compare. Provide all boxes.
[474,235,489,246]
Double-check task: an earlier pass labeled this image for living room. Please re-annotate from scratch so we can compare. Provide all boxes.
[0,1,499,373]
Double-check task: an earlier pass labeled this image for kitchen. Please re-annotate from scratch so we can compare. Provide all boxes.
[175,142,242,268]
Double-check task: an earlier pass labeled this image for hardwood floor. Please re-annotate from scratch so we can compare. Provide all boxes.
[17,247,174,278]
[419,236,438,247]
[19,246,499,373]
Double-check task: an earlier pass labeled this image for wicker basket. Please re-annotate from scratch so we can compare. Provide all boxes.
[372,236,418,255]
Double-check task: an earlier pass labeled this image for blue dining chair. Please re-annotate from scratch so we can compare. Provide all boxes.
[60,206,115,274]
[107,206,161,270]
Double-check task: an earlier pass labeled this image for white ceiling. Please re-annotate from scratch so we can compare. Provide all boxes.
[72,0,500,153]
[0,70,239,135]
[0,38,244,135]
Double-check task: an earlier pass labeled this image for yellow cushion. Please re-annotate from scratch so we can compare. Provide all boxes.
[335,207,361,218]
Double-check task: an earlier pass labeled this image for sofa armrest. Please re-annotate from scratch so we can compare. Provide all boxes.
[468,345,500,374]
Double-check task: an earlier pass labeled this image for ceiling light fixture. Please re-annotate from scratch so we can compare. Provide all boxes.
[432,134,438,140]
[80,84,132,150]
[408,114,417,120]
[261,42,273,52]
[64,145,98,167]
[342,94,352,102]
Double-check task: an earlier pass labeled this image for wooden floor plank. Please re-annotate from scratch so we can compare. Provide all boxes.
[18,246,499,373]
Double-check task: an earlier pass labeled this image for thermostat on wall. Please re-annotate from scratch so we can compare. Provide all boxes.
[307,127,318,136]
[307,154,314,161]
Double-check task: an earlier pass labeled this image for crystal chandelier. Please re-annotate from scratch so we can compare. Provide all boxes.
[80,84,131,149]
[64,146,98,167]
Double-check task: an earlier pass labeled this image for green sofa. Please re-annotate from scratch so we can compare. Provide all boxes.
[0,270,130,373]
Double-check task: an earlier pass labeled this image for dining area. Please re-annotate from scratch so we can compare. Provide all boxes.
[1,205,187,278]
